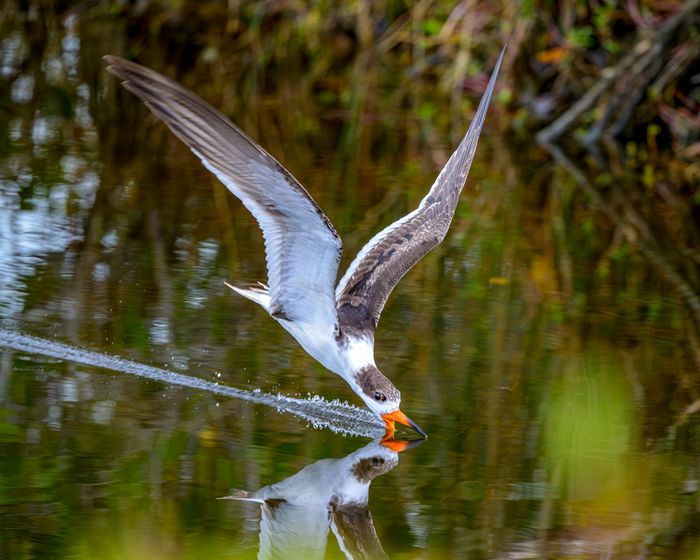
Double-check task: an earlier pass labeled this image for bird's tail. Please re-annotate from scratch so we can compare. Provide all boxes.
[218,489,264,504]
[225,281,271,312]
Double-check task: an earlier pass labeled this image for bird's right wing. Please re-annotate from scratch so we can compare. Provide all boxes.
[104,56,343,330]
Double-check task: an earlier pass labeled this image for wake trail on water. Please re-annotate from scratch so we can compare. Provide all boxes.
[0,329,384,438]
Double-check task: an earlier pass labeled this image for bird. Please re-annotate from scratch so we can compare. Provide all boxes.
[220,438,411,559]
[104,48,503,439]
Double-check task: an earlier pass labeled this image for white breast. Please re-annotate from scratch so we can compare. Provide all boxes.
[278,322,375,382]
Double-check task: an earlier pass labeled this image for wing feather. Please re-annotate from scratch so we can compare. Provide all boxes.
[104,56,342,329]
[335,47,505,333]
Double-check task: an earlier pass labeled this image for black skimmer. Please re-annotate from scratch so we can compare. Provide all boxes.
[104,48,503,439]
[221,438,417,559]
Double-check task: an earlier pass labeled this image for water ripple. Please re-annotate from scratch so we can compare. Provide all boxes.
[0,328,383,438]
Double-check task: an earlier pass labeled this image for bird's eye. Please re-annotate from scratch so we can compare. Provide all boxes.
[374,391,386,402]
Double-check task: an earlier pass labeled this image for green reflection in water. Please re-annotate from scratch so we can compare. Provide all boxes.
[545,358,637,527]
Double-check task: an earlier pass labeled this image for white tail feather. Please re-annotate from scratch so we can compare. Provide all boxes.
[225,281,271,312]
[218,490,264,503]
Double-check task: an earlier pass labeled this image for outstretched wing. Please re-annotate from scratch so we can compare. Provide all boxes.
[104,56,342,329]
[335,48,504,334]
[331,503,388,560]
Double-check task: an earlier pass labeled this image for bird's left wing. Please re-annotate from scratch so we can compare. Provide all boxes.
[104,56,342,329]
[335,48,504,334]
[330,503,388,560]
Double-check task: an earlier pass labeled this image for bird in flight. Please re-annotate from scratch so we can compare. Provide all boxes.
[104,48,503,439]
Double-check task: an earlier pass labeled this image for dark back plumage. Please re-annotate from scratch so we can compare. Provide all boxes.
[335,48,504,334]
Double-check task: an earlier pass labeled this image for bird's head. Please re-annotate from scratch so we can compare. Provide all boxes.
[354,365,426,439]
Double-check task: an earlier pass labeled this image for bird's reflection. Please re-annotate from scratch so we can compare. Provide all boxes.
[223,438,421,559]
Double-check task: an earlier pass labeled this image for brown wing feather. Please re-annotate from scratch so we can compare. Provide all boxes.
[330,503,388,560]
[336,48,504,334]
[337,205,449,332]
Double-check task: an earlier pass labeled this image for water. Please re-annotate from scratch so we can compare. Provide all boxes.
[1,3,699,559]
[0,329,383,438]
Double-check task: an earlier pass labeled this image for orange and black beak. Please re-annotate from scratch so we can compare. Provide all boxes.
[380,436,426,453]
[381,410,427,439]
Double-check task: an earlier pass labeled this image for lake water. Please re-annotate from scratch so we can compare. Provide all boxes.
[1,4,699,559]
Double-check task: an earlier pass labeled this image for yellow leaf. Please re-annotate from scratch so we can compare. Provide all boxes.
[536,46,567,64]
